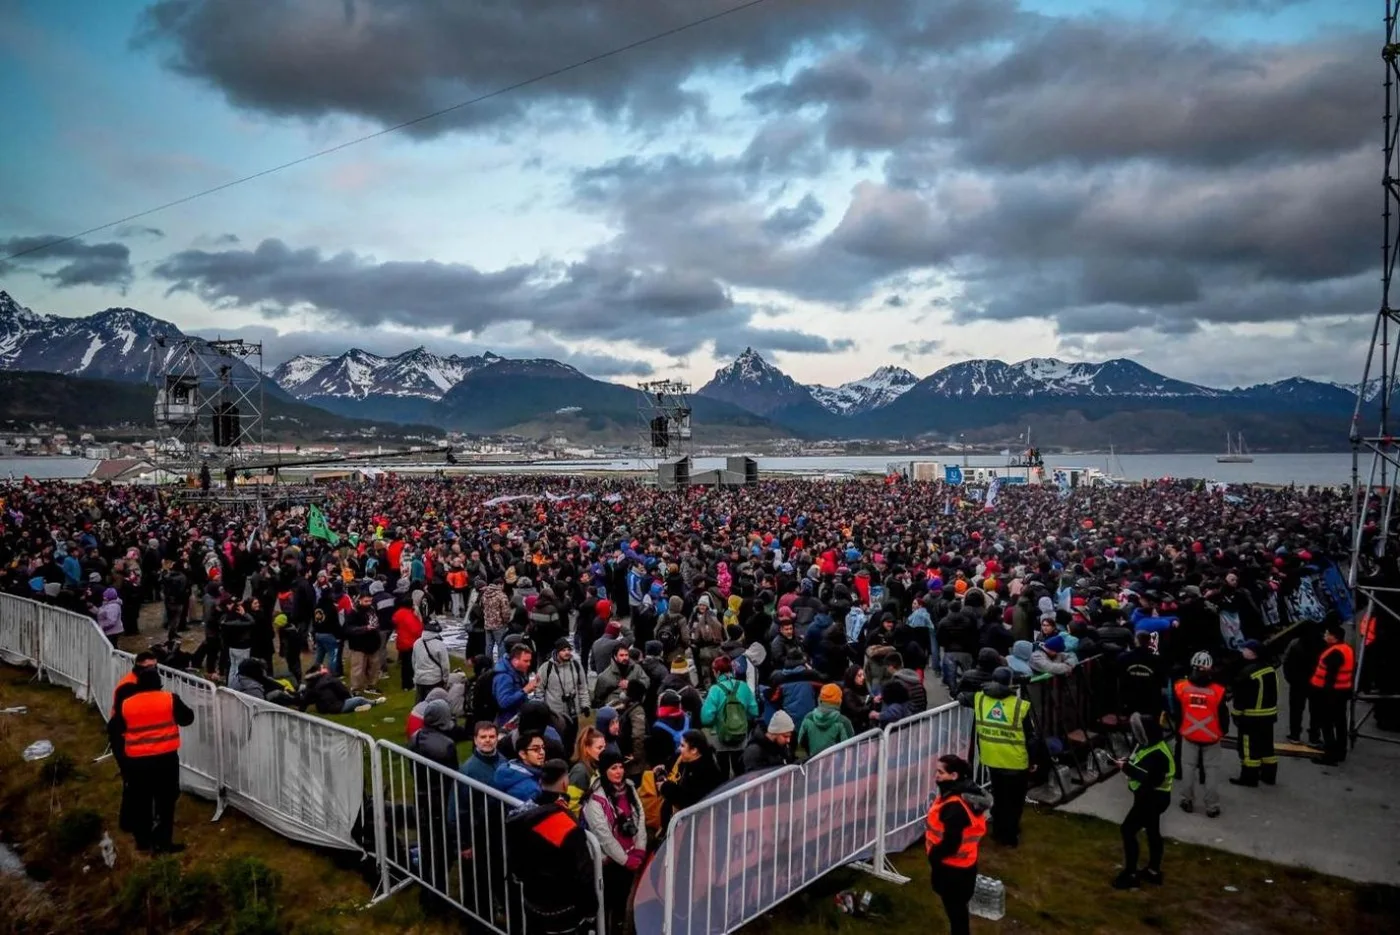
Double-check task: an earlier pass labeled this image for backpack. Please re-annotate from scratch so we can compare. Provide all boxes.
[716,681,749,744]
[656,619,681,655]
[473,670,500,724]
[653,715,690,754]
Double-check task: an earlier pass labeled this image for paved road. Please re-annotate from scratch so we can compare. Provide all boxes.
[1058,683,1400,886]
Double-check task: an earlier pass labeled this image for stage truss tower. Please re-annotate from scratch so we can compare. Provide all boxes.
[637,379,694,473]
[1346,2,1400,747]
[149,336,267,488]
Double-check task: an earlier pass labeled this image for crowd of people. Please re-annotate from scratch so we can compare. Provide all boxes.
[0,471,1367,932]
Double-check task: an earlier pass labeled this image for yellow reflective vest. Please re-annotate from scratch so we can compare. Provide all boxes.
[974,691,1030,771]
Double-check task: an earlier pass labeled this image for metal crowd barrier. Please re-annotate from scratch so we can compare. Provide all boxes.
[0,597,40,668]
[370,739,607,935]
[877,702,976,855]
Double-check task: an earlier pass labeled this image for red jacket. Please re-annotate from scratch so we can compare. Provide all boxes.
[393,607,423,652]
[388,540,406,575]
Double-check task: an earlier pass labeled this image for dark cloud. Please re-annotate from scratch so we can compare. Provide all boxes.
[153,237,848,360]
[761,194,824,238]
[134,0,1015,135]
[891,339,941,358]
[0,236,134,288]
[113,225,166,240]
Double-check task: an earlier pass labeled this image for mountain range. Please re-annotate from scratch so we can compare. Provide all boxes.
[0,289,1372,449]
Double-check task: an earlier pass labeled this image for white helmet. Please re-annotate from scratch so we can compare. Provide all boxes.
[1190,651,1213,670]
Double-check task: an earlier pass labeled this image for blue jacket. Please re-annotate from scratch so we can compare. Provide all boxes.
[460,751,501,788]
[764,666,819,727]
[1131,609,1178,634]
[626,568,647,605]
[493,759,542,802]
[61,555,81,587]
[491,656,530,726]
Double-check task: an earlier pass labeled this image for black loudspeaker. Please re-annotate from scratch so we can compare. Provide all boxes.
[727,456,758,486]
[213,402,241,447]
[658,456,691,490]
[650,416,670,449]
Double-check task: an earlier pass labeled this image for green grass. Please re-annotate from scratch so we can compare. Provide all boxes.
[740,808,1399,935]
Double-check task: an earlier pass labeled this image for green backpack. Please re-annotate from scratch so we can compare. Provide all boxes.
[716,680,749,744]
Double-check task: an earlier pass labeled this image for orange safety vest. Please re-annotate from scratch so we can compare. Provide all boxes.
[1173,680,1225,744]
[447,570,468,590]
[120,691,181,758]
[1310,644,1355,692]
[1360,616,1376,647]
[924,794,986,869]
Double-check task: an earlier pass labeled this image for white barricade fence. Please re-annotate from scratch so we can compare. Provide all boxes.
[879,702,976,855]
[217,689,371,851]
[371,739,606,935]
[653,728,890,935]
[90,646,134,721]
[0,594,40,665]
[156,664,222,799]
[37,603,99,700]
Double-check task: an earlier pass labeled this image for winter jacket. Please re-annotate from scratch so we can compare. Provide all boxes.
[342,608,382,654]
[891,668,928,714]
[583,782,647,866]
[483,583,512,631]
[494,759,543,802]
[767,666,820,727]
[413,631,452,687]
[298,671,354,714]
[492,656,532,726]
[393,607,423,653]
[537,652,588,725]
[1030,647,1074,676]
[741,726,793,774]
[592,659,649,708]
[96,596,123,635]
[460,750,501,788]
[797,703,855,757]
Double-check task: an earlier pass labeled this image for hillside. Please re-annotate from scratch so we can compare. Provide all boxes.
[0,371,441,442]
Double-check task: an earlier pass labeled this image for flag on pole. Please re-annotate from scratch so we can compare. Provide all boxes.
[308,504,340,546]
[944,492,953,516]
[984,477,1001,512]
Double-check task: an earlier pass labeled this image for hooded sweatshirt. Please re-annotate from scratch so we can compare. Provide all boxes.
[797,702,855,757]
[1008,640,1035,678]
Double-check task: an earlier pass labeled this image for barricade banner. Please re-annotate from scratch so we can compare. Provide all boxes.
[217,689,370,851]
[642,730,886,935]
[880,703,975,854]
[0,594,40,665]
[157,665,222,799]
[372,739,607,935]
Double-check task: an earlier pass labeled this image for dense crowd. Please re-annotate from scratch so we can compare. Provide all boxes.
[0,472,1362,931]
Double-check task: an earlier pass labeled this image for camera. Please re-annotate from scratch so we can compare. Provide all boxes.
[614,813,638,839]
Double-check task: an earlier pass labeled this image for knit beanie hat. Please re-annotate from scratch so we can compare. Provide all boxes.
[819,683,842,705]
[768,710,796,734]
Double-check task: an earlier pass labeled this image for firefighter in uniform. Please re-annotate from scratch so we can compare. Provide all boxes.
[107,664,194,852]
[1174,652,1228,815]
[972,667,1033,845]
[1230,639,1280,786]
[925,754,990,935]
[506,759,599,935]
[1310,622,1355,766]
[110,652,160,836]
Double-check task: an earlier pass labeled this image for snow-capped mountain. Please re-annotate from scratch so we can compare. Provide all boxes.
[911,357,1222,399]
[0,289,185,381]
[809,365,918,415]
[697,347,827,417]
[271,347,502,400]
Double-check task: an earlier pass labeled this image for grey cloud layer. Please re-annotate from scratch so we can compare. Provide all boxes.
[0,236,133,288]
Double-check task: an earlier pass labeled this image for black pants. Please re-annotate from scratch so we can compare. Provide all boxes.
[401,651,415,691]
[124,752,181,848]
[1236,716,1278,784]
[602,862,636,935]
[1314,690,1348,762]
[988,767,1028,845]
[280,630,304,685]
[1287,681,1315,740]
[1121,790,1169,873]
[929,863,977,935]
[715,750,743,782]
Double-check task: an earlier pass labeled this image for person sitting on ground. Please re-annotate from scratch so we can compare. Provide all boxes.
[798,683,856,757]
[297,665,375,714]
[229,657,295,706]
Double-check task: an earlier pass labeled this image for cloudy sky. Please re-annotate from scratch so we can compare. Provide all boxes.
[0,0,1375,390]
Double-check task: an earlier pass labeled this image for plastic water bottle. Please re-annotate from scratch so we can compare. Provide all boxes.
[970,875,1005,921]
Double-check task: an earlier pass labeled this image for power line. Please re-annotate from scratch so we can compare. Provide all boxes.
[3,0,777,264]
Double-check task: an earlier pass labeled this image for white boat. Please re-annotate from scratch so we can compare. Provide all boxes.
[1216,432,1254,463]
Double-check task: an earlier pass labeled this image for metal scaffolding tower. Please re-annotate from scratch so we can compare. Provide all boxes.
[149,336,266,486]
[637,379,694,482]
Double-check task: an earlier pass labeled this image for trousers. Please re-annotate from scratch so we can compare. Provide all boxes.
[1121,789,1169,873]
[124,751,181,849]
[1178,740,1221,809]
[987,767,1028,845]
[929,862,976,935]
[1313,691,1348,763]
[1237,715,1279,783]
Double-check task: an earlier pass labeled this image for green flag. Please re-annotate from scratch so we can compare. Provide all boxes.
[308,504,340,546]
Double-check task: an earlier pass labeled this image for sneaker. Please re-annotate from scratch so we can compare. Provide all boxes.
[1111,870,1140,890]
[1179,800,1194,814]
[1205,808,1220,818]
[372,696,387,705]
[1140,869,1164,886]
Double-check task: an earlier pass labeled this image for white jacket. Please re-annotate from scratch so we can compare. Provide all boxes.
[412,632,451,687]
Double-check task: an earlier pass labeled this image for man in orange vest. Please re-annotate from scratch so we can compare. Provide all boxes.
[1310,622,1354,766]
[1173,652,1229,817]
[925,754,990,935]
[107,665,195,852]
[110,652,160,836]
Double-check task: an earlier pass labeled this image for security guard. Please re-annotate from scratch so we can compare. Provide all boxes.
[972,666,1033,846]
[506,759,599,934]
[1230,640,1280,786]
[110,652,160,836]
[108,664,194,852]
[1310,622,1354,766]
[925,754,990,935]
[1174,651,1228,816]
[1113,712,1175,889]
